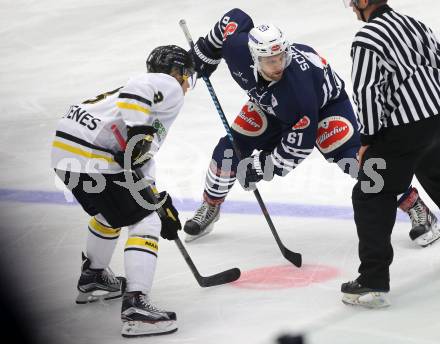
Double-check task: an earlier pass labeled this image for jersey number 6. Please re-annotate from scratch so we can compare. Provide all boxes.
[287,132,303,146]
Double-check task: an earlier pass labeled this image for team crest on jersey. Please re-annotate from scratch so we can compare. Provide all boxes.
[316,116,354,153]
[152,119,166,142]
[292,116,311,130]
[232,101,268,137]
[223,22,238,40]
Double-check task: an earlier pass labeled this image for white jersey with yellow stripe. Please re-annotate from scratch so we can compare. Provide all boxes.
[51,73,184,174]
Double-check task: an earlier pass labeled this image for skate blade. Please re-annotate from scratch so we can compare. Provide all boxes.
[342,292,390,309]
[184,223,215,243]
[121,320,177,337]
[414,225,440,247]
[76,276,126,304]
[76,289,123,304]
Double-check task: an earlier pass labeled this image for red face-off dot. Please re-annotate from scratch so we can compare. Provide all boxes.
[231,264,340,290]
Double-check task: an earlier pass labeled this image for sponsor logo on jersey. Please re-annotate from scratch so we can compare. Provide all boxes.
[292,116,311,130]
[223,22,238,40]
[152,119,166,142]
[233,70,248,84]
[231,102,268,137]
[316,116,354,153]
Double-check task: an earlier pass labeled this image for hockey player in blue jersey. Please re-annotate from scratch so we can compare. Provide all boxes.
[183,8,438,247]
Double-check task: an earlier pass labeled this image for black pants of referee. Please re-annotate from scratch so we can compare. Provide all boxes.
[353,115,440,291]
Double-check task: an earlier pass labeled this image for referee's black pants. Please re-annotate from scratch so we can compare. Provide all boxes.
[353,115,440,290]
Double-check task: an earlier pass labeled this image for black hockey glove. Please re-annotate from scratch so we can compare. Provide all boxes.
[189,37,221,79]
[238,151,273,190]
[157,192,182,240]
[114,126,157,169]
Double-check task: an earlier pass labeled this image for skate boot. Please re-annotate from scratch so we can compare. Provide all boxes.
[399,187,439,247]
[76,252,126,304]
[341,280,390,308]
[121,291,177,337]
[183,201,220,242]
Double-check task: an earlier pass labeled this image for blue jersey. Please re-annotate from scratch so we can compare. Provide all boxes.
[199,8,349,176]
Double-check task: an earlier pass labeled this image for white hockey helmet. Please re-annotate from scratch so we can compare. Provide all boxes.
[248,24,291,77]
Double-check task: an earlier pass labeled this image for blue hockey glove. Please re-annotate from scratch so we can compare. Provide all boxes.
[189,37,221,79]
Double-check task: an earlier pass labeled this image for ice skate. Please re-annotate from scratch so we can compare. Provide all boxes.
[341,280,390,309]
[121,291,177,337]
[184,201,220,242]
[401,188,440,247]
[76,252,126,304]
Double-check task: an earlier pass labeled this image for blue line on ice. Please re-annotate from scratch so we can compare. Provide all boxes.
[0,188,412,222]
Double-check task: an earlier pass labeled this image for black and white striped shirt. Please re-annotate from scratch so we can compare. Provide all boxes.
[351,5,440,144]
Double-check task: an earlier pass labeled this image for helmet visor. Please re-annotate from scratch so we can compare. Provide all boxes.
[258,52,287,72]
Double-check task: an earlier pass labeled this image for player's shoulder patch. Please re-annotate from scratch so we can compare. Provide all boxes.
[223,22,238,41]
[232,101,268,137]
[316,116,354,154]
[292,116,311,130]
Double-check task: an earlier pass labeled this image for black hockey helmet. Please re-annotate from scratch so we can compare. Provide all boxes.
[146,45,195,79]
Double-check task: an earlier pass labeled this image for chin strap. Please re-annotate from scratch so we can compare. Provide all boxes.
[252,63,259,82]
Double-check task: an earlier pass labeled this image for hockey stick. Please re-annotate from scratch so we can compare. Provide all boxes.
[179,19,302,267]
[111,125,241,287]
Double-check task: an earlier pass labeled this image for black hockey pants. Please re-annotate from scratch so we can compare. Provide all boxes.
[353,115,440,290]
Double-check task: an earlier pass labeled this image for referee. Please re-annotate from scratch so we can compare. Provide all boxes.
[341,0,440,308]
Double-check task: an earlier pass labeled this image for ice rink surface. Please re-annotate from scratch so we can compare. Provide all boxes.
[1,1,440,343]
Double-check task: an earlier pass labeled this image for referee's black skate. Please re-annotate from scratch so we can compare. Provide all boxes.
[341,279,390,308]
[184,201,220,242]
[400,187,439,247]
[121,291,177,337]
[76,252,126,304]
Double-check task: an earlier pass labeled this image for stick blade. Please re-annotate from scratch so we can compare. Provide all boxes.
[283,249,302,267]
[198,268,241,288]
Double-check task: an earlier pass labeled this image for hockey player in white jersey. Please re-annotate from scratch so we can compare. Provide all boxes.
[51,45,194,337]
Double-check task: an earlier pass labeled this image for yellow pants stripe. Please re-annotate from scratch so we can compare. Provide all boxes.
[89,217,121,238]
[125,237,158,253]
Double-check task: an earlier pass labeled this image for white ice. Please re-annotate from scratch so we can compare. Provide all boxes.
[1,1,440,343]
